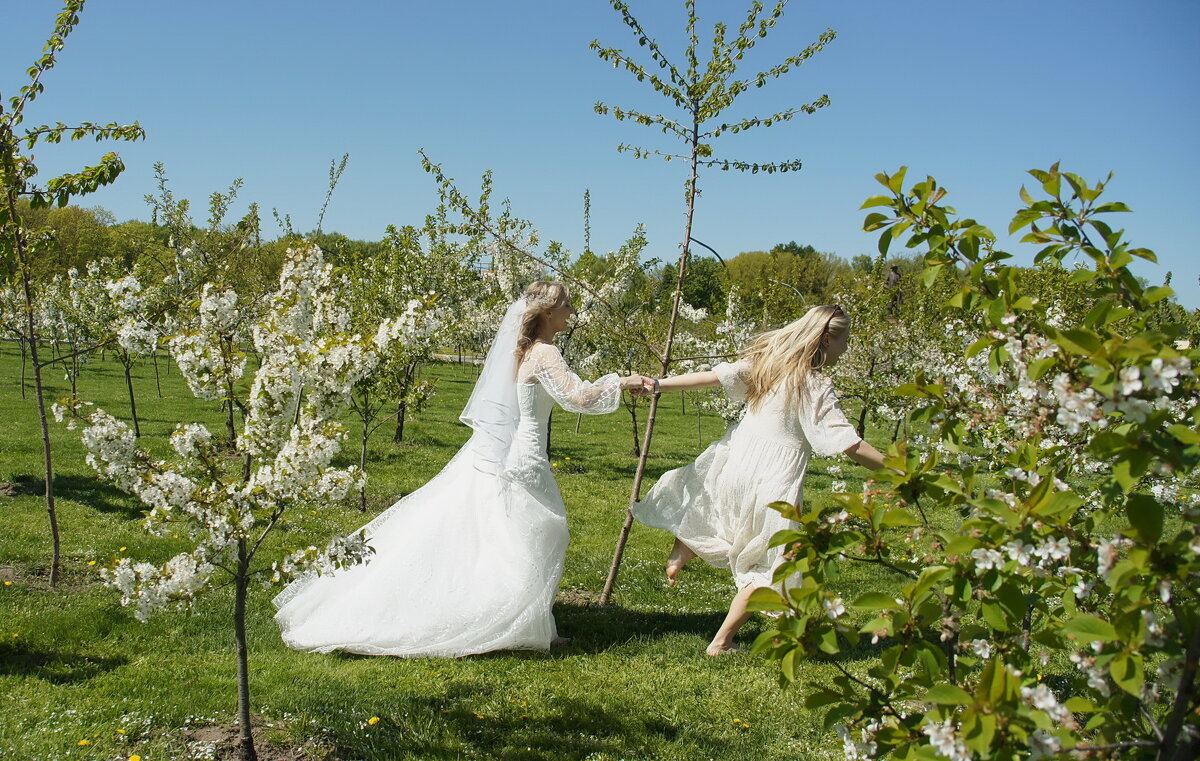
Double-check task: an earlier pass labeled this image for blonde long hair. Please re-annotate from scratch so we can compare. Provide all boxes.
[741,304,848,410]
[515,280,571,366]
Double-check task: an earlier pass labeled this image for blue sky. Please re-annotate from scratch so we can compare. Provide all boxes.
[6,0,1199,308]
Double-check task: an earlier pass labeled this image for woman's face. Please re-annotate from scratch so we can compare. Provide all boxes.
[546,301,575,335]
[823,328,850,366]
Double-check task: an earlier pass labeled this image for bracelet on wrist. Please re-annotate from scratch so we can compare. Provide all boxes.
[653,378,661,393]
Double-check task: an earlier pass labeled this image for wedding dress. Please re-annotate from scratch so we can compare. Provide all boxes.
[273,300,621,657]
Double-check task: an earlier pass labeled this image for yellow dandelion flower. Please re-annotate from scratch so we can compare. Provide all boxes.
[116,729,126,735]
[78,739,91,746]
[564,456,571,460]
[3,581,11,586]
[88,560,97,566]
[367,716,380,726]
[130,755,142,761]
[119,546,127,552]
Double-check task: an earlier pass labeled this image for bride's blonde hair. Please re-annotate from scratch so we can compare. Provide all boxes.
[741,304,848,410]
[515,280,571,365]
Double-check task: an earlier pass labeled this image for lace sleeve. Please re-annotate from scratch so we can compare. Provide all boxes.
[525,343,622,415]
[712,359,751,402]
[800,374,863,456]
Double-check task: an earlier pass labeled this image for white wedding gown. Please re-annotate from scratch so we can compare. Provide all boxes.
[273,341,620,657]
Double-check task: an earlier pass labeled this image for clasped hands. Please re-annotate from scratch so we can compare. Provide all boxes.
[620,374,659,397]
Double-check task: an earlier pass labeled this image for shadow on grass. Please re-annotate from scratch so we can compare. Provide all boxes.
[0,640,128,685]
[327,683,723,761]
[17,473,144,518]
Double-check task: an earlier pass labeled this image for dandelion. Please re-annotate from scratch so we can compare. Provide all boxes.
[3,581,11,586]
[367,716,380,726]
[78,739,92,746]
[119,546,127,552]
[130,755,142,761]
[88,560,97,566]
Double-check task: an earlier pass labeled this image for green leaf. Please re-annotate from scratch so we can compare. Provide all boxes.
[781,647,798,682]
[853,592,901,611]
[924,684,974,706]
[1169,424,1200,445]
[960,709,996,754]
[1109,652,1144,697]
[860,195,893,209]
[1062,614,1118,643]
[747,587,789,612]
[1125,493,1163,543]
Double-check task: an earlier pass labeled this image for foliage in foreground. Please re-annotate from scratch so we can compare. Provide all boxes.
[752,165,1200,760]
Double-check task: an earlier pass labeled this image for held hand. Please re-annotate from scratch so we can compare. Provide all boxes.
[620,373,648,392]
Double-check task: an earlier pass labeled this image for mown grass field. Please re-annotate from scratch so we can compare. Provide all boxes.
[0,347,899,761]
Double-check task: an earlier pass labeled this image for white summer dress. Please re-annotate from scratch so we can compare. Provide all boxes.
[273,342,620,657]
[633,360,862,590]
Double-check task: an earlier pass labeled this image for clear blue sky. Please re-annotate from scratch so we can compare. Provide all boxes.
[6,0,1199,308]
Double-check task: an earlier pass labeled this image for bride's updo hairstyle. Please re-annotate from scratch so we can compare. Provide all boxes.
[740,304,848,411]
[515,280,571,365]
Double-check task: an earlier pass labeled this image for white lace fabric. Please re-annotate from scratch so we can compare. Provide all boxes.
[273,327,625,657]
[518,342,621,415]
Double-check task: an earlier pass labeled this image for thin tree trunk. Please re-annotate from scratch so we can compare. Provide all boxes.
[680,390,686,415]
[123,356,141,438]
[20,337,27,399]
[10,209,61,587]
[626,401,640,457]
[856,403,868,439]
[600,116,700,605]
[233,542,258,761]
[696,407,702,448]
[359,427,370,512]
[394,401,407,443]
[224,373,240,447]
[892,416,903,443]
[152,349,163,397]
[574,412,582,434]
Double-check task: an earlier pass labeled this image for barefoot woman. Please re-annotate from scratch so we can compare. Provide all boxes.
[634,305,887,655]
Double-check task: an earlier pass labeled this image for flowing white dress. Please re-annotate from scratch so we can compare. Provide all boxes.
[633,360,862,590]
[273,342,620,657]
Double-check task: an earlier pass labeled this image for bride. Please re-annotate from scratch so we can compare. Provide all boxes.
[273,281,648,657]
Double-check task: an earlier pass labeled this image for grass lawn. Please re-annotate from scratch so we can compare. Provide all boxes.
[0,347,899,761]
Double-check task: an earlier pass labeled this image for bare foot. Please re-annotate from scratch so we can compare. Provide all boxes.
[550,636,573,648]
[705,642,740,656]
[666,538,697,586]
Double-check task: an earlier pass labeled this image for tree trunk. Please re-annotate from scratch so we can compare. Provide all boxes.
[153,349,163,397]
[11,210,61,586]
[680,390,686,415]
[892,415,903,443]
[123,356,141,438]
[233,542,258,761]
[19,337,27,399]
[393,401,407,443]
[359,424,370,512]
[696,407,702,448]
[626,400,641,457]
[574,412,582,434]
[856,403,868,439]
[599,115,701,605]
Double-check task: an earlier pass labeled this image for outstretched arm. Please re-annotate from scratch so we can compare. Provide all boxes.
[654,371,722,393]
[843,439,886,471]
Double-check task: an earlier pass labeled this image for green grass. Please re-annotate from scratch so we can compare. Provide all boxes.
[0,347,897,761]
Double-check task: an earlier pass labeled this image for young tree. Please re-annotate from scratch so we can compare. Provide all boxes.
[591,0,835,603]
[0,0,144,585]
[76,244,436,761]
[753,165,1200,760]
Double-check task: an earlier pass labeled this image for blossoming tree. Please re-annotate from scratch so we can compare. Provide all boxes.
[751,166,1199,760]
[75,243,436,761]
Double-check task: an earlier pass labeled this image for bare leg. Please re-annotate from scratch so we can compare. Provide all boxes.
[706,584,759,656]
[666,538,697,586]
